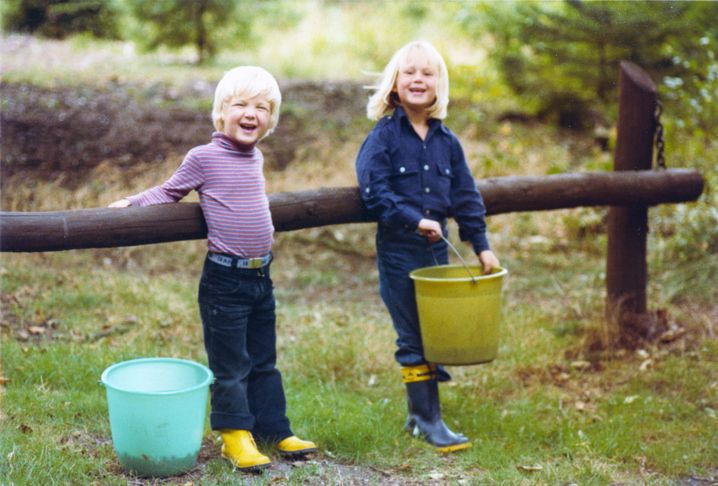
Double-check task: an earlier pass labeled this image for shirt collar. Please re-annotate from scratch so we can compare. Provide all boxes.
[393,106,445,138]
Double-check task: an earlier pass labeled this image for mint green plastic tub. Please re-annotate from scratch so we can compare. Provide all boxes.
[100,358,213,477]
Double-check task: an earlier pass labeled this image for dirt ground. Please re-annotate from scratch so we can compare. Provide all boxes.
[0,79,367,192]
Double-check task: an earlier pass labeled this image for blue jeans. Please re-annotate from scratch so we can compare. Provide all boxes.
[376,225,452,381]
[198,256,292,441]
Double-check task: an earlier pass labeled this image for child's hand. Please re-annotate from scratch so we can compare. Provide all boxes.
[417,219,442,243]
[108,199,131,208]
[478,250,500,275]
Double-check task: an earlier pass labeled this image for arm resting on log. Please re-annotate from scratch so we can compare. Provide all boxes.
[0,169,704,253]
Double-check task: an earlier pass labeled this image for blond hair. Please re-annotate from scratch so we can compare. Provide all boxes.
[365,41,449,121]
[212,66,282,136]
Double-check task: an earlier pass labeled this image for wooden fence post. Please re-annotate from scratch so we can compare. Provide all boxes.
[606,62,657,316]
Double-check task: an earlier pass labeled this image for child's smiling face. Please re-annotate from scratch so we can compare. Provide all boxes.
[220,92,271,150]
[394,49,438,115]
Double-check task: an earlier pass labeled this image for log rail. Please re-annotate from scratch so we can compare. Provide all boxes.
[0,169,704,253]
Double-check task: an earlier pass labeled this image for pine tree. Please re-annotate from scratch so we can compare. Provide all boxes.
[460,1,718,130]
[126,0,243,64]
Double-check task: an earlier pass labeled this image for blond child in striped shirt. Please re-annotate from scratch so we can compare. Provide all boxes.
[110,66,315,472]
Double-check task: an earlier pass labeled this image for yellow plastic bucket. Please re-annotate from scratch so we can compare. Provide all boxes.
[410,265,507,365]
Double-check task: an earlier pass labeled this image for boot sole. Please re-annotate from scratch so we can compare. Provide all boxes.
[436,441,472,453]
[222,452,271,472]
[276,446,317,459]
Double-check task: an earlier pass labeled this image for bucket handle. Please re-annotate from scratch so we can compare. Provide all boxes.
[430,234,478,284]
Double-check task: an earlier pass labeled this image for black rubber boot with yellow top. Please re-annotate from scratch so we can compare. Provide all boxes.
[402,364,471,452]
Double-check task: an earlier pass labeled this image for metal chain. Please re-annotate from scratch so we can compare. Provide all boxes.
[654,100,666,169]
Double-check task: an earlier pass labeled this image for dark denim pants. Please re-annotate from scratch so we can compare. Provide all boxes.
[376,225,452,381]
[198,256,292,441]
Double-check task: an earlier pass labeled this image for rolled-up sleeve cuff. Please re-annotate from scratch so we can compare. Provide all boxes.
[395,206,423,233]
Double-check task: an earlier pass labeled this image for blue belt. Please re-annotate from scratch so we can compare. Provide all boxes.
[207,251,272,269]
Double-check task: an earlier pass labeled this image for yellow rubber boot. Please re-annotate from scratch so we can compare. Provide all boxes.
[220,429,271,471]
[275,436,317,458]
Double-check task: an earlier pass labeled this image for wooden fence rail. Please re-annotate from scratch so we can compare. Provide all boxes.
[0,169,704,253]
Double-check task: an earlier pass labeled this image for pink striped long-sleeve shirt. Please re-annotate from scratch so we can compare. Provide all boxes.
[126,132,273,258]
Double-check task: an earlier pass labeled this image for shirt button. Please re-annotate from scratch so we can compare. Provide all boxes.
[425,210,430,214]
[399,167,406,173]
[425,187,431,193]
[365,187,370,193]
[446,169,450,175]
[424,165,429,171]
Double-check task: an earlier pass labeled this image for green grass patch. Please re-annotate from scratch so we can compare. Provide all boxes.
[2,245,717,485]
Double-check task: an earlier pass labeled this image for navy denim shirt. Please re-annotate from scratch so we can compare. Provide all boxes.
[355,106,490,253]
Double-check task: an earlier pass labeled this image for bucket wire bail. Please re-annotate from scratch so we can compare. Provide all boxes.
[428,233,478,284]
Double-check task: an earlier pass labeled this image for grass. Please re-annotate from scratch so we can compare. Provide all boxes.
[2,11,718,485]
[2,235,717,485]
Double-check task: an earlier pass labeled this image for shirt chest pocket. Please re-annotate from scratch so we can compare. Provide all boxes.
[433,155,454,195]
[433,150,453,179]
[392,161,419,177]
[388,153,420,194]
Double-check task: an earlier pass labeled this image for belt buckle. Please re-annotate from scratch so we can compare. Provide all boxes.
[247,258,263,269]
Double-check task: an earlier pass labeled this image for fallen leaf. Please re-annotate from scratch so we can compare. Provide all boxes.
[624,395,639,404]
[659,327,686,343]
[555,372,571,382]
[517,464,543,472]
